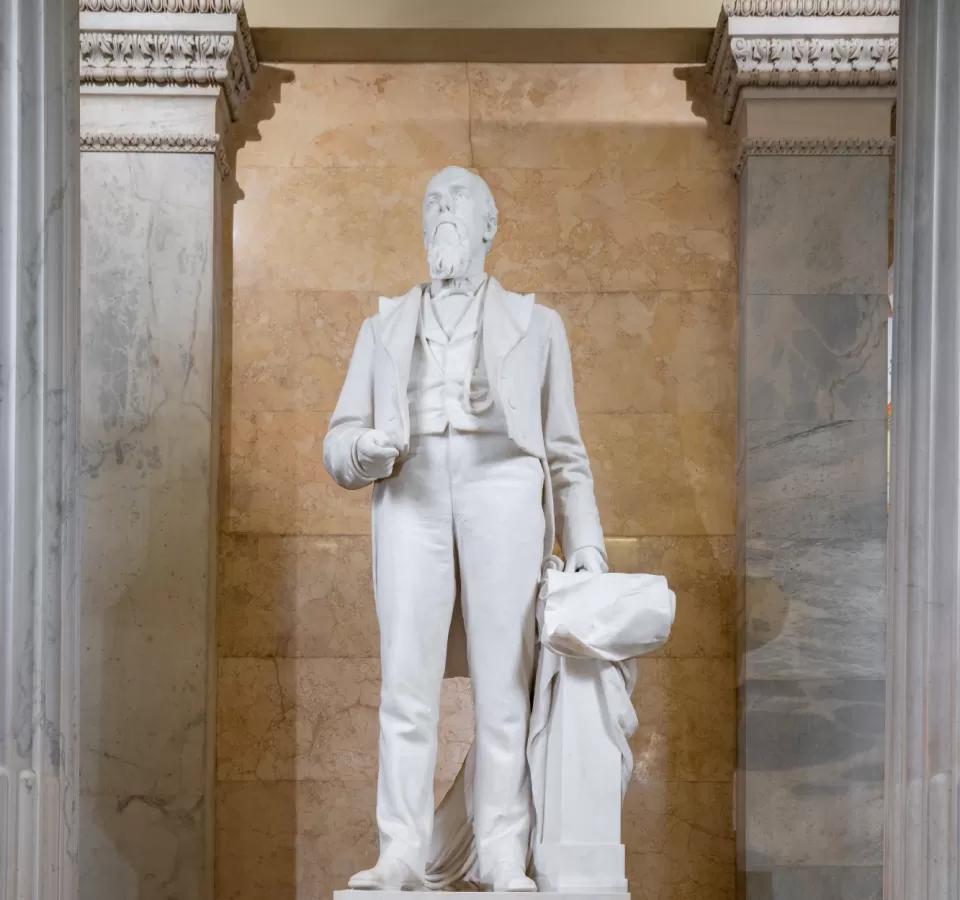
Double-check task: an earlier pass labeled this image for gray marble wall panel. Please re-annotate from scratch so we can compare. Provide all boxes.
[79,152,219,900]
[742,157,889,296]
[741,678,884,868]
[745,419,887,541]
[743,867,883,900]
[745,539,886,680]
[737,152,889,899]
[744,295,888,421]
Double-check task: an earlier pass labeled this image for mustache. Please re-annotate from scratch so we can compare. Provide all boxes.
[430,216,467,243]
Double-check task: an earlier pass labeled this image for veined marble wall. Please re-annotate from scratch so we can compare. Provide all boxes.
[217,63,738,900]
[80,152,221,899]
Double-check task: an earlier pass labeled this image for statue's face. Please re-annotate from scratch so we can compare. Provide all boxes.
[422,167,491,281]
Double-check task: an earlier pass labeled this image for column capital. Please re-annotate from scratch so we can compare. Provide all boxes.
[79,0,259,165]
[707,1,898,176]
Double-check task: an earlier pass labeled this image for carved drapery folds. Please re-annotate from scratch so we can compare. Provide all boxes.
[707,0,899,123]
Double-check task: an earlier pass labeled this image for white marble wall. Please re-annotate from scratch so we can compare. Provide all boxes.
[0,2,82,899]
[79,152,221,900]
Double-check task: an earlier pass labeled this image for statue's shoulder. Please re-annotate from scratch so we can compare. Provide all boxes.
[377,284,423,323]
[528,297,562,334]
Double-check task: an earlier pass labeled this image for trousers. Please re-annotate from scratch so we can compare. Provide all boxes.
[371,429,545,878]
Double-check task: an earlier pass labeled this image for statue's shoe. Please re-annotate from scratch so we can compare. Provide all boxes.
[490,864,537,892]
[347,858,423,891]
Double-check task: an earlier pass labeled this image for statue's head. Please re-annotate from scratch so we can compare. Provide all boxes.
[422,166,498,281]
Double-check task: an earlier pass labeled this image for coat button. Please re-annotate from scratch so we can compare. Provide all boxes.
[507,396,516,410]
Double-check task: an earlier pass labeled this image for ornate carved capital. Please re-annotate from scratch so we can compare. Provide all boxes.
[707,3,899,122]
[79,1,258,122]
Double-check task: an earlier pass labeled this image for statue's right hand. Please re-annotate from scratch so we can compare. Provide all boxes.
[355,429,400,480]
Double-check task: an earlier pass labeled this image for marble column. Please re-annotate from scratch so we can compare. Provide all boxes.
[0,1,81,899]
[886,1,960,897]
[708,4,897,898]
[77,4,256,899]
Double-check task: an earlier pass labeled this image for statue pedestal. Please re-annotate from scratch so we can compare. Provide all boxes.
[533,657,628,894]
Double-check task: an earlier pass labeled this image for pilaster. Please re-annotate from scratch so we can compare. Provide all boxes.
[708,4,896,898]
[77,4,257,899]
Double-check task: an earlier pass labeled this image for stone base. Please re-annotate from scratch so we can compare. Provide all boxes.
[334,892,630,899]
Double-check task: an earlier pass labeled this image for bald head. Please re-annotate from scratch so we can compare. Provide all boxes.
[422,167,498,281]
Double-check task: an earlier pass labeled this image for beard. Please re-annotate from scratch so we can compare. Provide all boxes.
[427,221,473,281]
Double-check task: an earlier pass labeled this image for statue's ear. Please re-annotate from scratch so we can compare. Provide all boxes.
[484,213,498,247]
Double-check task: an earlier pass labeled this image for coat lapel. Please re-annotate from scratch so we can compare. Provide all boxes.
[378,285,422,403]
[376,278,535,435]
[482,277,535,380]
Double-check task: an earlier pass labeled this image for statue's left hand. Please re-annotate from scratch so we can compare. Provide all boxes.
[565,546,607,574]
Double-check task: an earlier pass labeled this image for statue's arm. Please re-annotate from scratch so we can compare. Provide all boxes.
[541,310,607,563]
[323,317,378,490]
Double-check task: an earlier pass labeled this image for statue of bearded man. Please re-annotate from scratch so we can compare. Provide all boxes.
[323,166,607,893]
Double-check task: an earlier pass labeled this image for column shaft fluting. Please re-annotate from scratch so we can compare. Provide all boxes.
[886,1,960,898]
[0,1,81,899]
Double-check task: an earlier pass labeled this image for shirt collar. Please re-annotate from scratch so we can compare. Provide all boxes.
[421,282,484,344]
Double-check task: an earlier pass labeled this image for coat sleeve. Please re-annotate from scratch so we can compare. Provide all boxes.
[541,309,607,561]
[323,317,377,490]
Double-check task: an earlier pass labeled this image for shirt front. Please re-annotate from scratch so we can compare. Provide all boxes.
[407,282,507,436]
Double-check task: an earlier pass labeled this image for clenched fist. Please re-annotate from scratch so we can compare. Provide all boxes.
[354,430,400,481]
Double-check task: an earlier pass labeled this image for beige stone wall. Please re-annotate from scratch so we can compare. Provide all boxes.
[217,62,737,900]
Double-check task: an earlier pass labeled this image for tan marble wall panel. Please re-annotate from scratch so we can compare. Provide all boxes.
[631,658,736,783]
[220,61,737,900]
[234,168,736,296]
[230,289,737,416]
[233,167,434,295]
[224,410,371,534]
[237,64,471,170]
[217,659,473,788]
[548,291,737,415]
[623,781,735,900]
[218,534,377,658]
[229,289,378,413]
[584,413,737,536]
[469,63,735,172]
[606,536,735,660]
[216,779,378,900]
[218,657,380,781]
[483,167,737,294]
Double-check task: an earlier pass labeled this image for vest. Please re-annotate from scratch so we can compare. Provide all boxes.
[407,283,508,436]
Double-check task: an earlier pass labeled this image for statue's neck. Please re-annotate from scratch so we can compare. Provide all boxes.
[430,261,486,299]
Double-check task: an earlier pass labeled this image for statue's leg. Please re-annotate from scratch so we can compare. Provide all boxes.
[371,434,458,878]
[450,432,545,883]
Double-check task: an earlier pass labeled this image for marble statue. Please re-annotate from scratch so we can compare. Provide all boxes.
[323,166,608,893]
